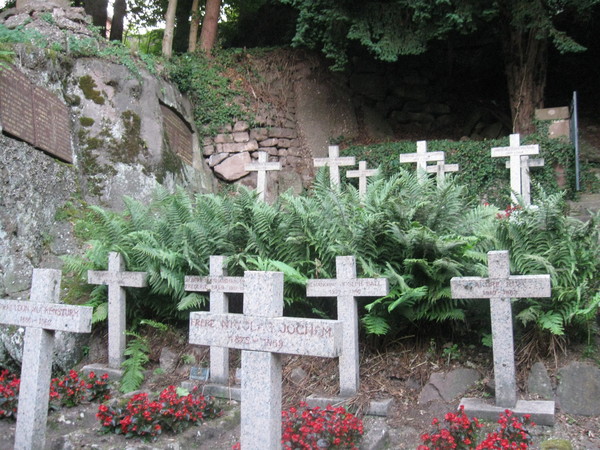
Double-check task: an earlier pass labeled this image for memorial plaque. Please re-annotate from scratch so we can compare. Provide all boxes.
[161,103,193,165]
[0,66,35,144]
[0,66,72,163]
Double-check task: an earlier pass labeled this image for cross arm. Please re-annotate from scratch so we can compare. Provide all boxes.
[306,278,389,297]
[0,299,93,333]
[451,275,551,299]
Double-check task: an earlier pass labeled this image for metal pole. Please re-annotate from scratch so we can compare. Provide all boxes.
[572,91,580,191]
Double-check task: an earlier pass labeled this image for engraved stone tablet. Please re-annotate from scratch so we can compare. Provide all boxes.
[161,103,194,165]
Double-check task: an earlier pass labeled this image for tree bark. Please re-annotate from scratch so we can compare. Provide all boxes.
[109,0,127,42]
[188,0,200,52]
[500,19,548,135]
[199,0,221,55]
[162,0,178,58]
[84,0,109,38]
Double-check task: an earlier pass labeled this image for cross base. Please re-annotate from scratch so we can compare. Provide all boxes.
[305,394,394,417]
[80,363,123,381]
[459,397,555,426]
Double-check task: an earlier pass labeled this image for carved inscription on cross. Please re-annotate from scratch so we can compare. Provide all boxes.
[346,160,378,199]
[184,255,244,384]
[313,145,356,187]
[88,252,147,369]
[244,151,281,201]
[0,269,92,450]
[399,140,445,183]
[451,251,551,408]
[189,271,343,449]
[306,256,389,396]
[491,134,540,205]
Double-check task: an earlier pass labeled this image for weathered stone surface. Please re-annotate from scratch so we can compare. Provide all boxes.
[159,347,179,373]
[557,362,600,416]
[250,128,269,141]
[233,120,249,132]
[214,133,234,144]
[259,138,279,147]
[233,131,250,143]
[208,153,228,167]
[418,368,480,404]
[527,361,554,400]
[268,127,297,139]
[217,140,259,153]
[213,152,252,181]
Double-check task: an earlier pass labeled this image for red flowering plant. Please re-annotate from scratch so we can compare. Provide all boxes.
[418,406,535,450]
[96,385,220,440]
[0,369,20,419]
[281,401,363,450]
[50,370,111,407]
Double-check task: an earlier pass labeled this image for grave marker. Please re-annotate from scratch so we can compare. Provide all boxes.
[306,256,388,396]
[425,156,459,184]
[504,157,545,206]
[184,255,244,384]
[87,252,147,369]
[189,271,343,449]
[346,160,378,199]
[244,151,281,201]
[451,250,555,425]
[0,269,92,450]
[313,145,356,187]
[491,134,540,205]
[160,103,194,165]
[399,140,444,183]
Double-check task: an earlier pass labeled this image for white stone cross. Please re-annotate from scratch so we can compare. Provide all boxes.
[313,145,356,187]
[0,269,92,450]
[399,140,445,183]
[425,155,459,184]
[189,271,343,449]
[491,134,540,205]
[451,251,551,409]
[504,157,545,206]
[346,160,378,199]
[87,252,147,369]
[244,151,281,201]
[306,256,388,396]
[184,255,244,384]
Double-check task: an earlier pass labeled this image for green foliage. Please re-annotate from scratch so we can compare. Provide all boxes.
[120,330,149,393]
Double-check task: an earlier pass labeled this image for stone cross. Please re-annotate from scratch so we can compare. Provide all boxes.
[504,157,545,206]
[399,140,445,183]
[189,271,343,449]
[451,251,551,408]
[244,151,281,202]
[425,156,459,184]
[184,255,244,384]
[0,269,92,450]
[346,160,378,199]
[491,134,540,205]
[313,145,356,187]
[87,252,147,369]
[306,256,389,396]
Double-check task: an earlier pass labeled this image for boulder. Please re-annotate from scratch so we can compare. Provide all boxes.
[213,152,252,181]
[557,361,600,416]
[527,361,554,400]
[418,368,480,404]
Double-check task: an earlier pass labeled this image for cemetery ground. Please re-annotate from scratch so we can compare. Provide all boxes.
[0,326,599,449]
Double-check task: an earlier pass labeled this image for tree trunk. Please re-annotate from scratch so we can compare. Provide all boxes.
[162,0,178,58]
[188,0,200,52]
[199,0,221,55]
[500,20,548,135]
[109,0,126,42]
[173,0,193,54]
[84,0,109,38]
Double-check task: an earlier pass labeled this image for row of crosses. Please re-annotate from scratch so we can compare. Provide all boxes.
[246,134,542,205]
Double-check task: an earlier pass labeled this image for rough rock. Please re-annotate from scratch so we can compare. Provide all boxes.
[213,152,252,181]
[159,347,179,373]
[418,368,480,404]
[556,361,600,416]
[527,361,554,400]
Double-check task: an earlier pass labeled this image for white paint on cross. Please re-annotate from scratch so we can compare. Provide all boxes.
[399,140,445,183]
[244,151,281,201]
[0,269,92,450]
[451,250,551,407]
[189,271,343,449]
[504,157,545,206]
[87,252,147,369]
[313,145,356,187]
[346,160,378,199]
[491,134,540,205]
[306,256,389,396]
[184,255,244,384]
[425,155,459,184]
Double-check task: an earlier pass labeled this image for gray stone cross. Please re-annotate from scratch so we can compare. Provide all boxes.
[184,255,244,384]
[451,251,555,425]
[491,134,540,205]
[244,151,281,201]
[346,160,378,199]
[425,154,459,184]
[306,256,388,396]
[399,140,445,183]
[313,145,356,187]
[87,252,147,369]
[0,269,92,450]
[189,271,342,449]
